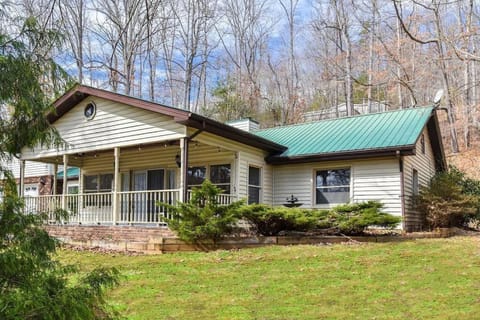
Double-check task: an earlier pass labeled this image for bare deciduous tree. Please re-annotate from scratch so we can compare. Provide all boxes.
[58,0,87,84]
[217,0,274,114]
[393,0,459,153]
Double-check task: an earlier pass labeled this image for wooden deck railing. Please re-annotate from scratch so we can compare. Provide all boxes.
[23,189,236,225]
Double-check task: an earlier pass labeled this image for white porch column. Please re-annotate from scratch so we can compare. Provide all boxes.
[62,154,68,210]
[78,167,83,194]
[53,163,58,195]
[112,147,120,225]
[78,167,83,225]
[19,160,25,197]
[179,138,189,202]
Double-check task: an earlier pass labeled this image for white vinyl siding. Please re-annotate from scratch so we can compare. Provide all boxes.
[80,143,235,174]
[226,119,259,132]
[351,159,402,216]
[403,128,437,231]
[2,159,53,178]
[21,97,186,159]
[273,163,316,207]
[79,142,237,196]
[193,131,273,205]
[273,158,402,216]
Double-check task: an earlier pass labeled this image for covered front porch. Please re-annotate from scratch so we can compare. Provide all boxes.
[21,138,237,225]
[18,85,283,225]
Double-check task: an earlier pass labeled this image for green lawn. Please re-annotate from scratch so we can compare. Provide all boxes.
[57,237,480,320]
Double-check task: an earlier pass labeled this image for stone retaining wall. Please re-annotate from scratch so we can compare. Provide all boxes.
[44,225,455,253]
[45,225,175,252]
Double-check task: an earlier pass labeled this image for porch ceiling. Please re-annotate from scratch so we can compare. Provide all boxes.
[25,140,182,168]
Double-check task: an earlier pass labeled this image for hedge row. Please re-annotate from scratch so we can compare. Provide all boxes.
[161,180,400,243]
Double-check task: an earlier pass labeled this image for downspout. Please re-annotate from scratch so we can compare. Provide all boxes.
[398,153,406,232]
[181,125,205,202]
[182,138,189,202]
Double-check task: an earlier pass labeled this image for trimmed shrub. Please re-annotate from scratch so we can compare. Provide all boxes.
[416,169,480,229]
[238,201,399,236]
[161,180,244,243]
[449,166,480,196]
[237,204,321,236]
[331,201,401,234]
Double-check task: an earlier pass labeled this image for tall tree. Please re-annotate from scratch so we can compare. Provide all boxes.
[173,0,218,110]
[393,0,460,153]
[266,0,302,124]
[93,0,150,95]
[0,7,118,319]
[58,0,88,84]
[312,0,355,116]
[218,0,273,115]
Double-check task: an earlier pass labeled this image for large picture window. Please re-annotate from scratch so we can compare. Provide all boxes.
[83,173,113,206]
[210,164,231,194]
[187,164,231,194]
[84,174,113,193]
[187,166,207,188]
[315,168,350,204]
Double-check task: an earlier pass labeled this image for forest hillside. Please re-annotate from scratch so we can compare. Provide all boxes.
[2,0,479,176]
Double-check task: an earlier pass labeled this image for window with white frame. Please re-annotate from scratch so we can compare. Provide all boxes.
[187,166,207,189]
[248,166,261,204]
[210,164,231,193]
[187,164,231,193]
[412,169,419,196]
[83,174,113,206]
[24,184,38,197]
[315,168,351,204]
[67,185,79,194]
[420,134,425,154]
[84,174,113,193]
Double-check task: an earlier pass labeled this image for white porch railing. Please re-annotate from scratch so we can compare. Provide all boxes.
[23,189,236,225]
[24,195,62,223]
[70,192,113,224]
[117,189,180,224]
[186,191,237,205]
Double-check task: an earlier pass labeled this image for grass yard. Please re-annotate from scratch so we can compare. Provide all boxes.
[57,237,480,320]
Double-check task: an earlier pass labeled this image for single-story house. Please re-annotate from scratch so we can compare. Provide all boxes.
[20,85,445,232]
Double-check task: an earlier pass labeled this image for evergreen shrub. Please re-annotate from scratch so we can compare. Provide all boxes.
[162,180,244,243]
[416,167,480,229]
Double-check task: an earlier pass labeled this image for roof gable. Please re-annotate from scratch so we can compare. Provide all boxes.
[49,85,191,124]
[47,85,286,154]
[46,86,445,169]
[255,107,438,162]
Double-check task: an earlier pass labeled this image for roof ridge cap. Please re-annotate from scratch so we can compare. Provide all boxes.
[256,106,434,132]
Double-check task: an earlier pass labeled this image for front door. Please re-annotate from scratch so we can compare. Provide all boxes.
[124,170,166,223]
[133,171,147,221]
[147,169,164,218]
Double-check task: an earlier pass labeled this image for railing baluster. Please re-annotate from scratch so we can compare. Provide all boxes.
[22,189,186,226]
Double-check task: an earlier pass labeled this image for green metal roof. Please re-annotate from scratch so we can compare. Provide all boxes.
[254,107,434,158]
[57,167,79,179]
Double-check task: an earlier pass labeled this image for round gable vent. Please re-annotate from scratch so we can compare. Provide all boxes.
[84,102,96,120]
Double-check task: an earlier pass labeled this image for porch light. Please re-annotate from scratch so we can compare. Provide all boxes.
[175,154,181,168]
